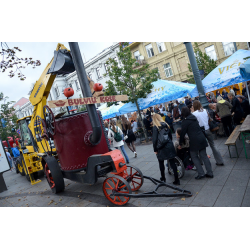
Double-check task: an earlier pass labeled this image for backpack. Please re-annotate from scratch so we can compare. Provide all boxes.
[157,127,170,150]
[111,126,122,142]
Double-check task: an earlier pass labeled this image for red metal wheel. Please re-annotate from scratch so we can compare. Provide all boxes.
[103,175,132,206]
[44,163,55,189]
[123,165,144,192]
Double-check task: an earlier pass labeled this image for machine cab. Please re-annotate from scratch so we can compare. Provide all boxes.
[17,116,38,152]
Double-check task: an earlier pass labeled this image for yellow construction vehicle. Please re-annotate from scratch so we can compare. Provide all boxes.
[16,43,75,185]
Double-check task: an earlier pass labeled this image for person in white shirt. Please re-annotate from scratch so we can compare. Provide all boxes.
[192,100,224,166]
[131,120,138,133]
[108,120,130,164]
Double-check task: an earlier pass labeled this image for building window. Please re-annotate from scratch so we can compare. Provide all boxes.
[154,67,161,79]
[205,45,217,61]
[104,63,109,73]
[88,72,93,80]
[134,50,140,60]
[55,86,60,97]
[163,63,173,78]
[96,67,101,79]
[75,80,80,90]
[222,42,235,56]
[156,42,166,53]
[248,42,250,49]
[145,44,154,58]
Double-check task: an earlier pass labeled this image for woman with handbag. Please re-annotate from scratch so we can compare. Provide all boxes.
[108,120,130,164]
[192,100,224,166]
[152,114,180,185]
[124,121,137,158]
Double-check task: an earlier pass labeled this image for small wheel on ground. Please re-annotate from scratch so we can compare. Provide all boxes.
[167,156,185,179]
[124,165,144,191]
[103,175,132,206]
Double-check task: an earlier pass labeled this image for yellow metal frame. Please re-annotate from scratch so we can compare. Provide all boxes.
[16,43,69,185]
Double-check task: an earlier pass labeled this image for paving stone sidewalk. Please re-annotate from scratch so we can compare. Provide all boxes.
[1,134,250,207]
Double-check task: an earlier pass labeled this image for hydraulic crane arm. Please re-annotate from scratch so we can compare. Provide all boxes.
[29,43,70,106]
[28,43,74,153]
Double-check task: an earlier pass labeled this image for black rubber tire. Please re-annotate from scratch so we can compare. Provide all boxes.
[16,158,25,176]
[167,156,185,179]
[43,156,65,194]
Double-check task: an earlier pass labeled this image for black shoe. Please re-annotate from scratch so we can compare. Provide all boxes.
[195,175,206,180]
[205,174,214,178]
[173,180,180,185]
[216,163,224,166]
[160,177,166,182]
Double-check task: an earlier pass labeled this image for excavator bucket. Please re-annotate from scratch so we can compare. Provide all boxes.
[47,49,75,75]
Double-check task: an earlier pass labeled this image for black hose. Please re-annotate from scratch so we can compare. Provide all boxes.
[69,42,102,144]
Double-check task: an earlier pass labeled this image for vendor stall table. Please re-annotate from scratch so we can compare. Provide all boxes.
[239,115,250,159]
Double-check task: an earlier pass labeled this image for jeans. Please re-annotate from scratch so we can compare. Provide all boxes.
[115,145,130,163]
[190,148,213,176]
[205,129,224,164]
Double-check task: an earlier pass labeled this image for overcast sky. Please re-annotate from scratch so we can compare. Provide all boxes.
[0,42,114,104]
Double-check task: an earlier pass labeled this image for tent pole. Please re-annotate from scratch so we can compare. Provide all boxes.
[245,82,250,105]
[184,42,209,109]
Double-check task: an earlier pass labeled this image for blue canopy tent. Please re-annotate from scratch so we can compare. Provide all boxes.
[101,103,124,119]
[119,79,195,115]
[240,58,250,102]
[190,49,250,97]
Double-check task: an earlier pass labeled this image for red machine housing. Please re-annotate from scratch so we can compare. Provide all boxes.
[53,110,110,172]
[2,137,19,148]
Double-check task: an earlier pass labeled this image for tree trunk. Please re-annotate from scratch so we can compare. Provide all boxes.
[135,100,149,142]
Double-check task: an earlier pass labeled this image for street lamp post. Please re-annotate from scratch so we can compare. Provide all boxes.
[233,42,237,52]
[184,42,209,109]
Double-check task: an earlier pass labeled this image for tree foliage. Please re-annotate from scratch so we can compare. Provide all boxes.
[0,42,41,81]
[104,42,159,140]
[186,42,217,84]
[0,92,19,141]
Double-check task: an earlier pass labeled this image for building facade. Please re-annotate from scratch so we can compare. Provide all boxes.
[128,42,250,82]
[14,43,120,119]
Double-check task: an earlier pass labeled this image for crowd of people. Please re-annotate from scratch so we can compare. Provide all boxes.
[106,83,250,186]
[151,83,250,184]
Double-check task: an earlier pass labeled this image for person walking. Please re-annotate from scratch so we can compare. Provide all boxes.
[180,107,213,179]
[228,92,244,126]
[152,114,180,185]
[5,147,13,171]
[193,100,224,166]
[216,96,233,136]
[124,122,137,158]
[108,120,130,164]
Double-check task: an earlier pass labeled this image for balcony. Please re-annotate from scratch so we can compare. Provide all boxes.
[133,57,147,68]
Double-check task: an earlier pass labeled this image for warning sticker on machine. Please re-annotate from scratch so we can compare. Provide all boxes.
[48,95,128,108]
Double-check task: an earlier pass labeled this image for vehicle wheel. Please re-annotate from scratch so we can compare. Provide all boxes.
[103,175,131,206]
[124,165,144,192]
[167,156,185,179]
[43,156,64,194]
[16,158,25,176]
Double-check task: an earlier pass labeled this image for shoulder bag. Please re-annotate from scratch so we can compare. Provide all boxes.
[157,127,170,150]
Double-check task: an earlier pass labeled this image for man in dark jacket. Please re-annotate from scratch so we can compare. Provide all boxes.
[179,107,213,179]
[238,96,250,118]
[228,92,244,125]
[165,112,175,133]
